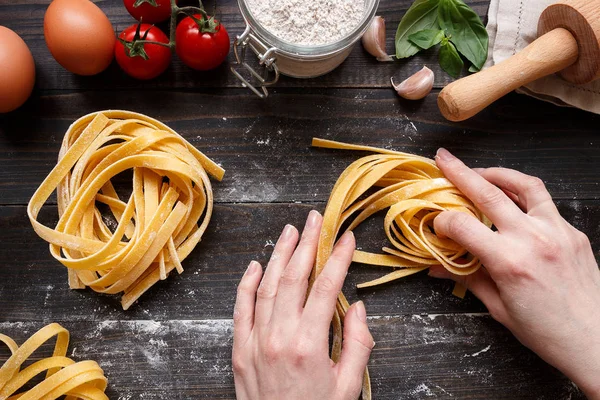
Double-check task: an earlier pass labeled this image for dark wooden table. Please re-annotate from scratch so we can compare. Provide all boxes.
[0,0,598,398]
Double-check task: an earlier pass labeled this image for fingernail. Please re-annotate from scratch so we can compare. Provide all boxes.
[436,148,455,162]
[247,260,260,275]
[306,210,321,229]
[472,167,485,174]
[356,300,367,323]
[339,231,354,245]
[281,224,295,240]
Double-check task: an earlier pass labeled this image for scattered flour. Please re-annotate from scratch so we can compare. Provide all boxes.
[44,284,54,305]
[246,0,366,46]
[256,137,271,146]
[466,345,491,357]
[410,383,435,397]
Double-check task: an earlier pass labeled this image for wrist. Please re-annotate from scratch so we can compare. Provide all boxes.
[563,322,600,399]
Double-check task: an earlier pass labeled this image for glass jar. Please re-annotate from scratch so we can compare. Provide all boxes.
[231,0,380,97]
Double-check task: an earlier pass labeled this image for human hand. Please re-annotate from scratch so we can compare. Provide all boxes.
[430,148,600,399]
[232,210,374,400]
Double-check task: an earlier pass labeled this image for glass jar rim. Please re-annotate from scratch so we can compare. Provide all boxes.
[237,0,380,58]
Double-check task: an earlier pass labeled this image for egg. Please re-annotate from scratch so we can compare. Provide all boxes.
[0,26,36,113]
[44,0,115,75]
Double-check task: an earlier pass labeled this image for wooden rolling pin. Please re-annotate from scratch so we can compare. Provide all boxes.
[438,0,600,122]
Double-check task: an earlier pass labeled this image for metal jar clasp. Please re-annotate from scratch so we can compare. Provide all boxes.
[231,25,280,98]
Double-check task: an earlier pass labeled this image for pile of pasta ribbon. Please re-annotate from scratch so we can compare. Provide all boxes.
[0,323,108,399]
[27,111,224,310]
[310,138,490,400]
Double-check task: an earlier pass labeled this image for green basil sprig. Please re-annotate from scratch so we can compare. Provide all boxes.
[408,29,445,50]
[395,0,488,78]
[439,38,464,78]
[395,0,440,58]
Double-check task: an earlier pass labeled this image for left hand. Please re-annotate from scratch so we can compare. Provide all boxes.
[232,210,374,400]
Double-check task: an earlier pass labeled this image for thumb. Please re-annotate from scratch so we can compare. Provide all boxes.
[336,301,374,398]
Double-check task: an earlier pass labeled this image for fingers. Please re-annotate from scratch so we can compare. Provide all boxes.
[273,210,323,318]
[336,301,374,397]
[254,224,299,326]
[428,266,507,323]
[302,231,355,336]
[434,210,501,267]
[472,168,523,210]
[476,168,557,217]
[233,261,263,347]
[435,148,524,231]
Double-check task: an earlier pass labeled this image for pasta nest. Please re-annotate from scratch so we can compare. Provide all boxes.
[27,111,224,310]
[310,138,490,400]
[0,323,108,399]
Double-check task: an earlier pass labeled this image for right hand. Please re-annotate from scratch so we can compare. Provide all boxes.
[430,148,600,399]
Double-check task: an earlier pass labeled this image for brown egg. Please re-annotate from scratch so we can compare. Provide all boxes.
[44,0,115,75]
[0,26,36,113]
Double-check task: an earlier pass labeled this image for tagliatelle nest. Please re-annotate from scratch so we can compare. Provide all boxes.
[27,111,224,310]
[310,138,490,400]
[0,323,108,399]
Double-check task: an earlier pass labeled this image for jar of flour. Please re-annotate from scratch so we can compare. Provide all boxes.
[231,0,380,97]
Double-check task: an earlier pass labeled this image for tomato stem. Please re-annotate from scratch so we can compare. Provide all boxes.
[169,0,178,48]
[179,6,206,15]
[131,0,214,52]
[134,0,158,7]
[140,40,172,48]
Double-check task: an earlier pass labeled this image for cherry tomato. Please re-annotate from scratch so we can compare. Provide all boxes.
[175,14,230,71]
[123,0,174,24]
[115,24,171,80]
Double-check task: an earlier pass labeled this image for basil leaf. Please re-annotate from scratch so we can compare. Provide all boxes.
[438,0,488,70]
[439,40,464,78]
[468,64,480,73]
[408,29,445,50]
[395,0,441,58]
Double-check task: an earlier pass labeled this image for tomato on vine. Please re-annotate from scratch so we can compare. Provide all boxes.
[115,23,172,80]
[124,0,175,24]
[175,14,230,71]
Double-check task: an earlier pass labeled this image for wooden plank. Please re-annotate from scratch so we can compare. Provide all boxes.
[0,316,585,399]
[1,89,600,206]
[1,200,598,321]
[0,0,490,90]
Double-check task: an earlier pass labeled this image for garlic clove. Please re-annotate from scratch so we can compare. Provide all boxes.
[362,16,394,62]
[391,66,435,100]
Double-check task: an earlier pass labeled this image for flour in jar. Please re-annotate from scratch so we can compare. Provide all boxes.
[246,0,366,46]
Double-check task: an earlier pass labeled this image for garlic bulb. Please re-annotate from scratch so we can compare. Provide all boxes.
[391,66,434,100]
[362,16,393,62]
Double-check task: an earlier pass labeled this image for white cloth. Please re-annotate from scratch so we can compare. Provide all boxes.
[486,0,600,113]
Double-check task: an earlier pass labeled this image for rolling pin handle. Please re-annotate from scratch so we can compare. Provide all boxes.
[438,28,580,122]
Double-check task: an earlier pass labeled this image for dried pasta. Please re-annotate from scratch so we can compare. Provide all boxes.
[310,138,490,399]
[27,111,224,310]
[0,323,108,399]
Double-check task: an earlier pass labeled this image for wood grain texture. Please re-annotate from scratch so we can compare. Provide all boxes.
[0,0,598,398]
[1,89,599,206]
[0,0,488,90]
[0,317,585,399]
[1,201,598,321]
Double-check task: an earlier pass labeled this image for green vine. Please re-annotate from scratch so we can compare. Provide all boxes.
[124,0,217,56]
